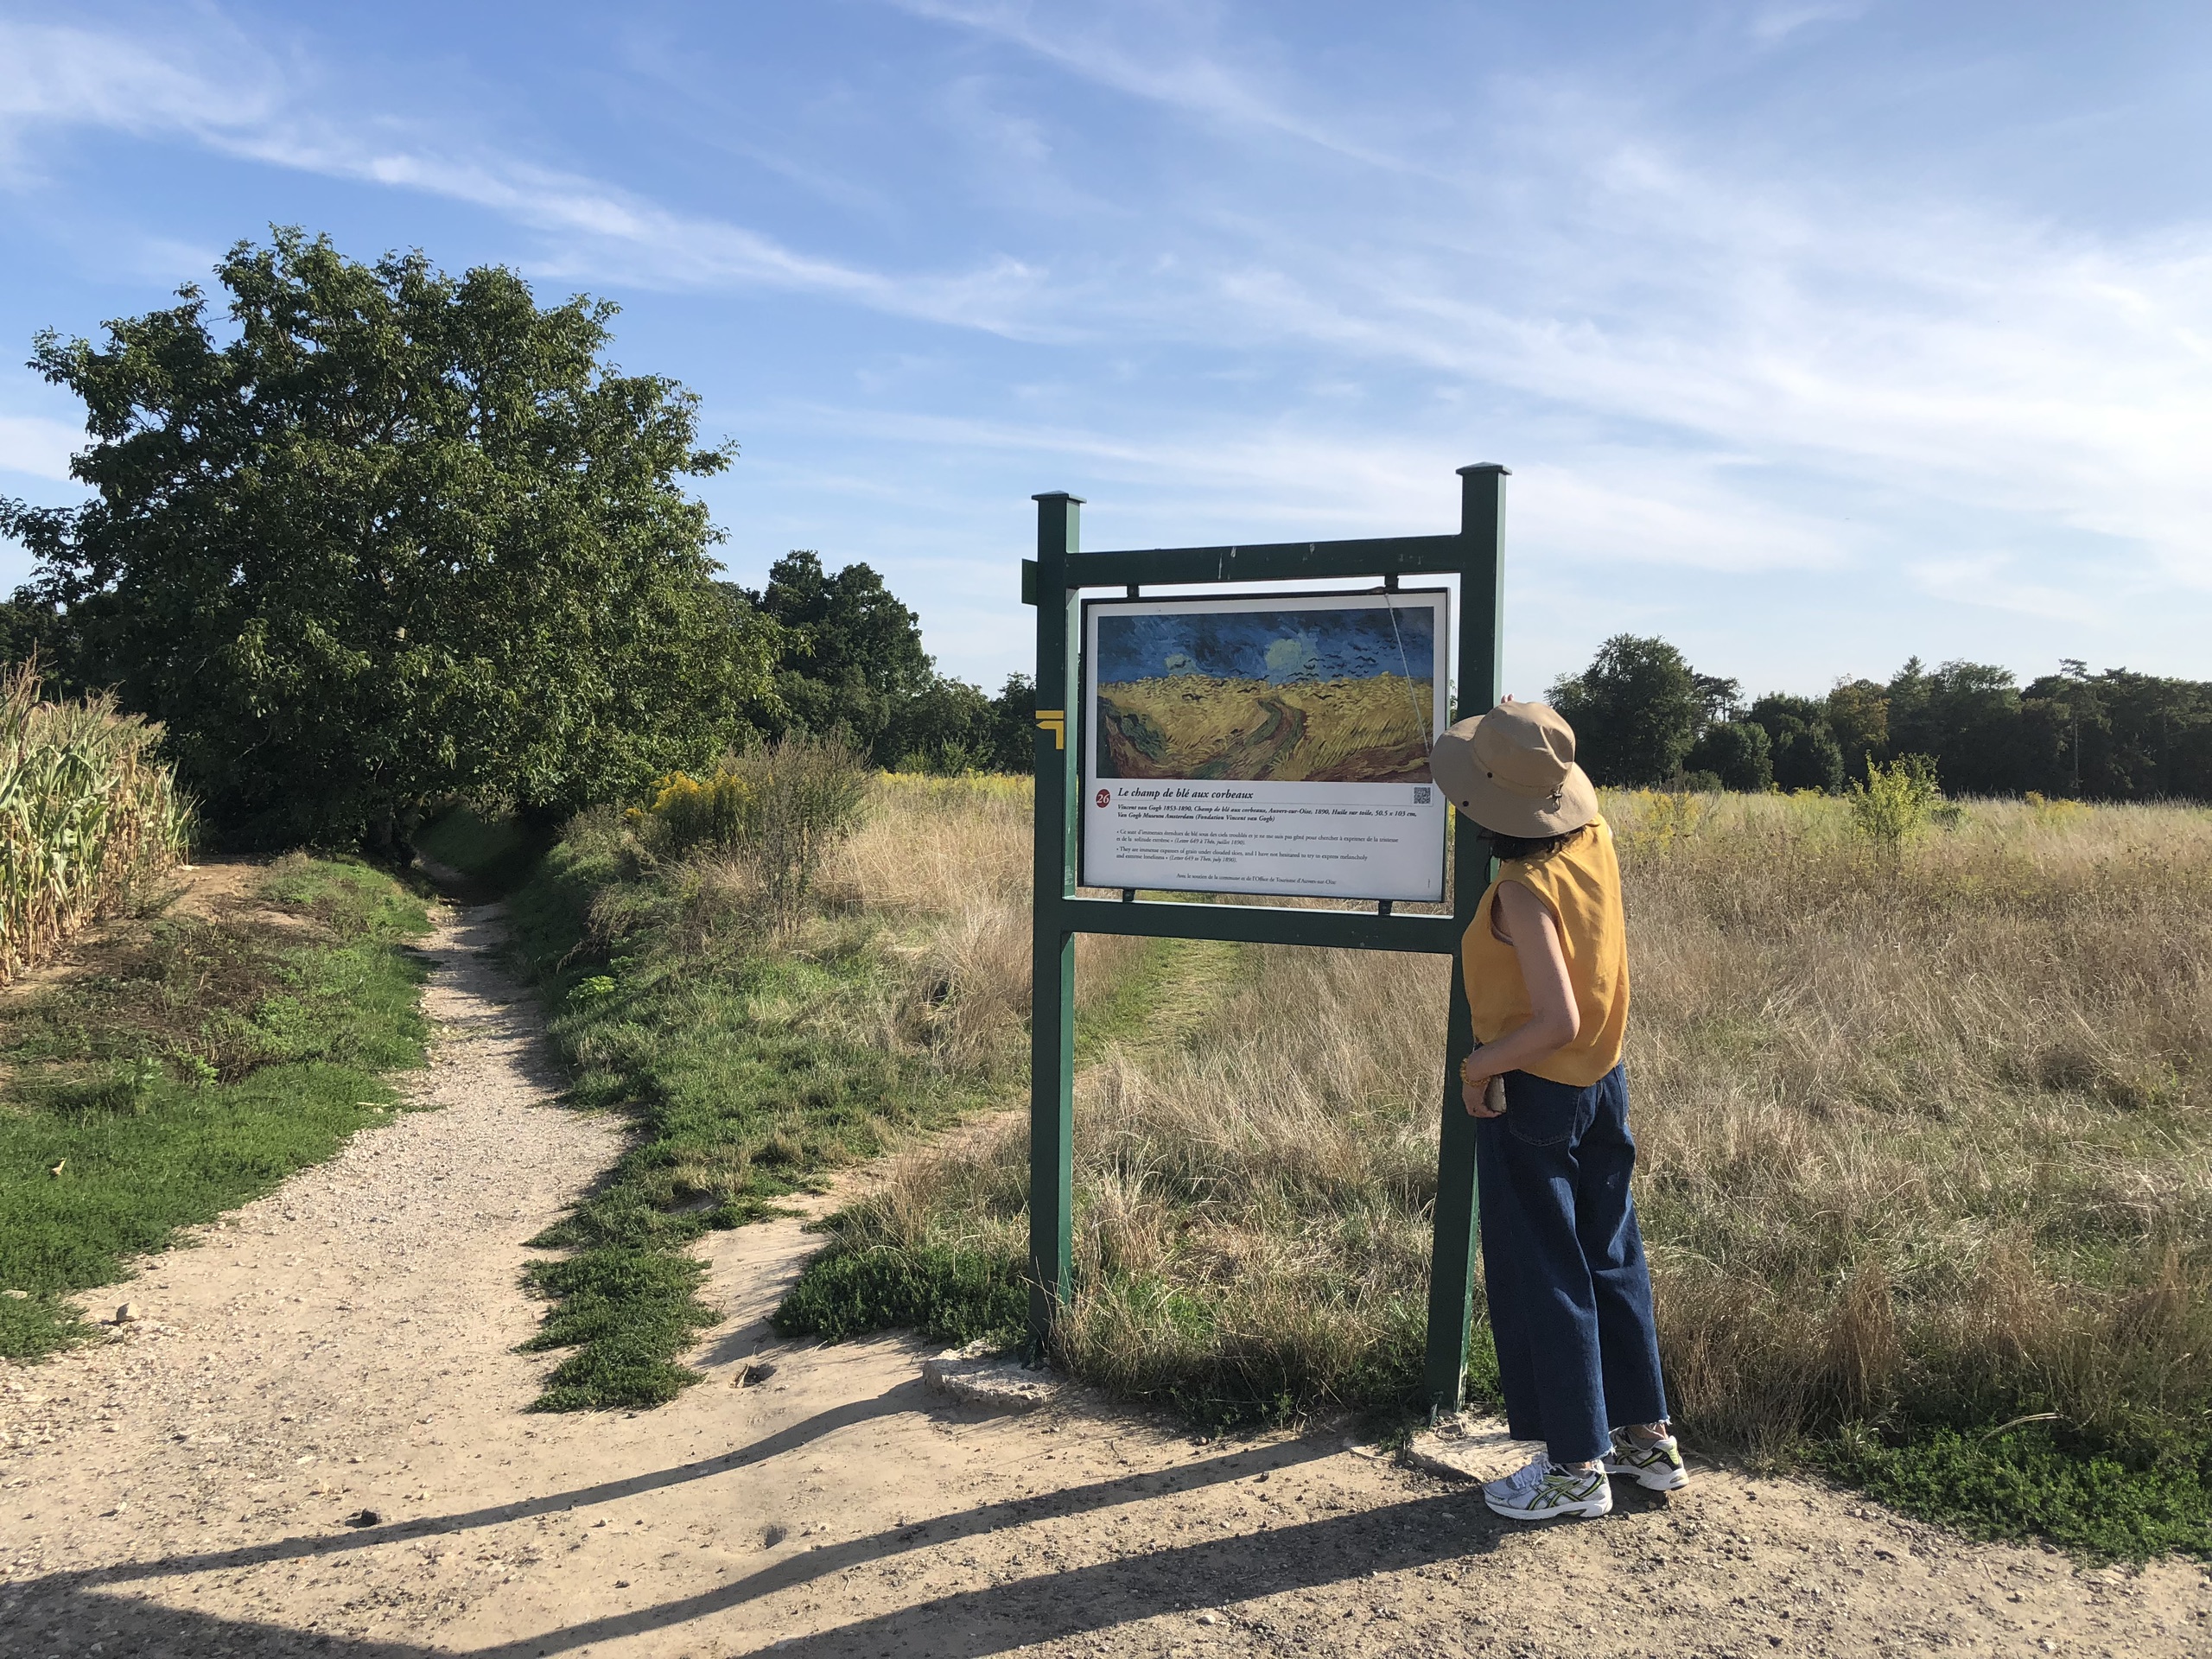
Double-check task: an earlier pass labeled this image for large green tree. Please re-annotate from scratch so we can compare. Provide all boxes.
[1885,659,2026,798]
[2018,662,2212,801]
[1685,718,1773,792]
[1548,634,1703,786]
[733,550,933,755]
[1824,677,1891,777]
[1541,632,2212,803]
[0,230,775,847]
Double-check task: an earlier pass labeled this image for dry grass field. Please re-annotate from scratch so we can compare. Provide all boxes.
[784,779,2212,1558]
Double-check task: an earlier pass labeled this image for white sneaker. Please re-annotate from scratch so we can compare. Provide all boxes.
[1602,1427,1689,1491]
[1482,1454,1612,1522]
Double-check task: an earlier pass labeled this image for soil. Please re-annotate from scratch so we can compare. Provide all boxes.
[3,893,2207,1657]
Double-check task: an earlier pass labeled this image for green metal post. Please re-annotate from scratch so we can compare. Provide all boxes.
[1422,462,1508,1415]
[1027,492,1083,1354]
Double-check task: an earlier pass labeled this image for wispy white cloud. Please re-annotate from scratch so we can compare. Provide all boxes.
[885,0,1428,176]
[771,403,1846,576]
[0,17,1053,332]
[867,3,2212,598]
[0,14,286,162]
[1909,554,2130,626]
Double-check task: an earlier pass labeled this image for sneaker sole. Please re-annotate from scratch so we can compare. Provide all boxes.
[1602,1458,1689,1492]
[1483,1491,1613,1522]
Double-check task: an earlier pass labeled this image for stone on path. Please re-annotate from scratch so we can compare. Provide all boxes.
[1403,1414,1546,1484]
[921,1344,1057,1411]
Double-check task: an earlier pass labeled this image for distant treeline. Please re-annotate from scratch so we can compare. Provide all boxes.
[1550,635,2212,801]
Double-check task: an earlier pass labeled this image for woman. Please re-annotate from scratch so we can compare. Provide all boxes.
[1428,698,1686,1522]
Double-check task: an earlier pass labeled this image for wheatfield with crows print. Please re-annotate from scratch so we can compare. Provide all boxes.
[1091,604,1439,783]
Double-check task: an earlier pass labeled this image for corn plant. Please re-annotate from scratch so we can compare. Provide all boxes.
[0,662,191,981]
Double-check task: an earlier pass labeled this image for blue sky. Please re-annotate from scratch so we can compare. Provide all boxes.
[2,2,2208,698]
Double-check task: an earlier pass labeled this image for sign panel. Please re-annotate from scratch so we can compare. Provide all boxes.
[1080,590,1450,901]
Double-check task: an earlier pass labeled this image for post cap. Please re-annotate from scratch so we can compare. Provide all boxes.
[1455,464,1510,476]
[1031,492,1088,503]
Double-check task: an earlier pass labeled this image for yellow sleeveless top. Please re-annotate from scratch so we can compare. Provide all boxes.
[1463,816,1630,1087]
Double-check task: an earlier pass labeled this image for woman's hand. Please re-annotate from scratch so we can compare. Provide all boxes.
[1460,1057,1508,1118]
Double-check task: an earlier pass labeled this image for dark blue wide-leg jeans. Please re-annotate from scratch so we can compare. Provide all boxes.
[1474,1062,1668,1465]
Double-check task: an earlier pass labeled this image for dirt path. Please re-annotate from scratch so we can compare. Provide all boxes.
[3,901,2207,1657]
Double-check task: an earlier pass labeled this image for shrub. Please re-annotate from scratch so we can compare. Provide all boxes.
[2024,790,2087,826]
[644,770,758,851]
[1616,788,1706,854]
[1848,753,1942,846]
[640,732,870,929]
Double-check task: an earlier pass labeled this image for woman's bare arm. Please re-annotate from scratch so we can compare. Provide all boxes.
[1461,880,1580,1116]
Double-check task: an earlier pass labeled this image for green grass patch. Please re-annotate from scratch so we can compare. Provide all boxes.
[500,814,1021,1410]
[1816,1421,2212,1561]
[0,856,432,1358]
[773,1243,1028,1351]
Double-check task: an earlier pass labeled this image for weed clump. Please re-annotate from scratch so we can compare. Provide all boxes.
[636,733,869,929]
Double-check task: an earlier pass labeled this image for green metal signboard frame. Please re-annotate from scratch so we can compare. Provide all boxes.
[1024,462,1505,1417]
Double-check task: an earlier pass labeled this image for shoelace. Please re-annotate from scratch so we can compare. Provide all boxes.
[1496,1455,1552,1492]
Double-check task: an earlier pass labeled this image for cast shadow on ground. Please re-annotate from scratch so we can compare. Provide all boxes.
[71,1384,938,1594]
[14,1385,1676,1657]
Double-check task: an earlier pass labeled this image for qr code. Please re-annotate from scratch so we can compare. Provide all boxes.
[1413,786,1433,804]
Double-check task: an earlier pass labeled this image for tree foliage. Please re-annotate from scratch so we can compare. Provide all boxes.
[1685,718,1773,793]
[1825,678,1890,776]
[1748,695,1846,793]
[1548,634,1703,786]
[728,551,1032,772]
[0,229,775,847]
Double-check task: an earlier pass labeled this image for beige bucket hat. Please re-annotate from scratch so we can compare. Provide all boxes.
[1429,699,1599,839]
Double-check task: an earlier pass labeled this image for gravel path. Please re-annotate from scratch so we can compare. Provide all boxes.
[2,896,2206,1657]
